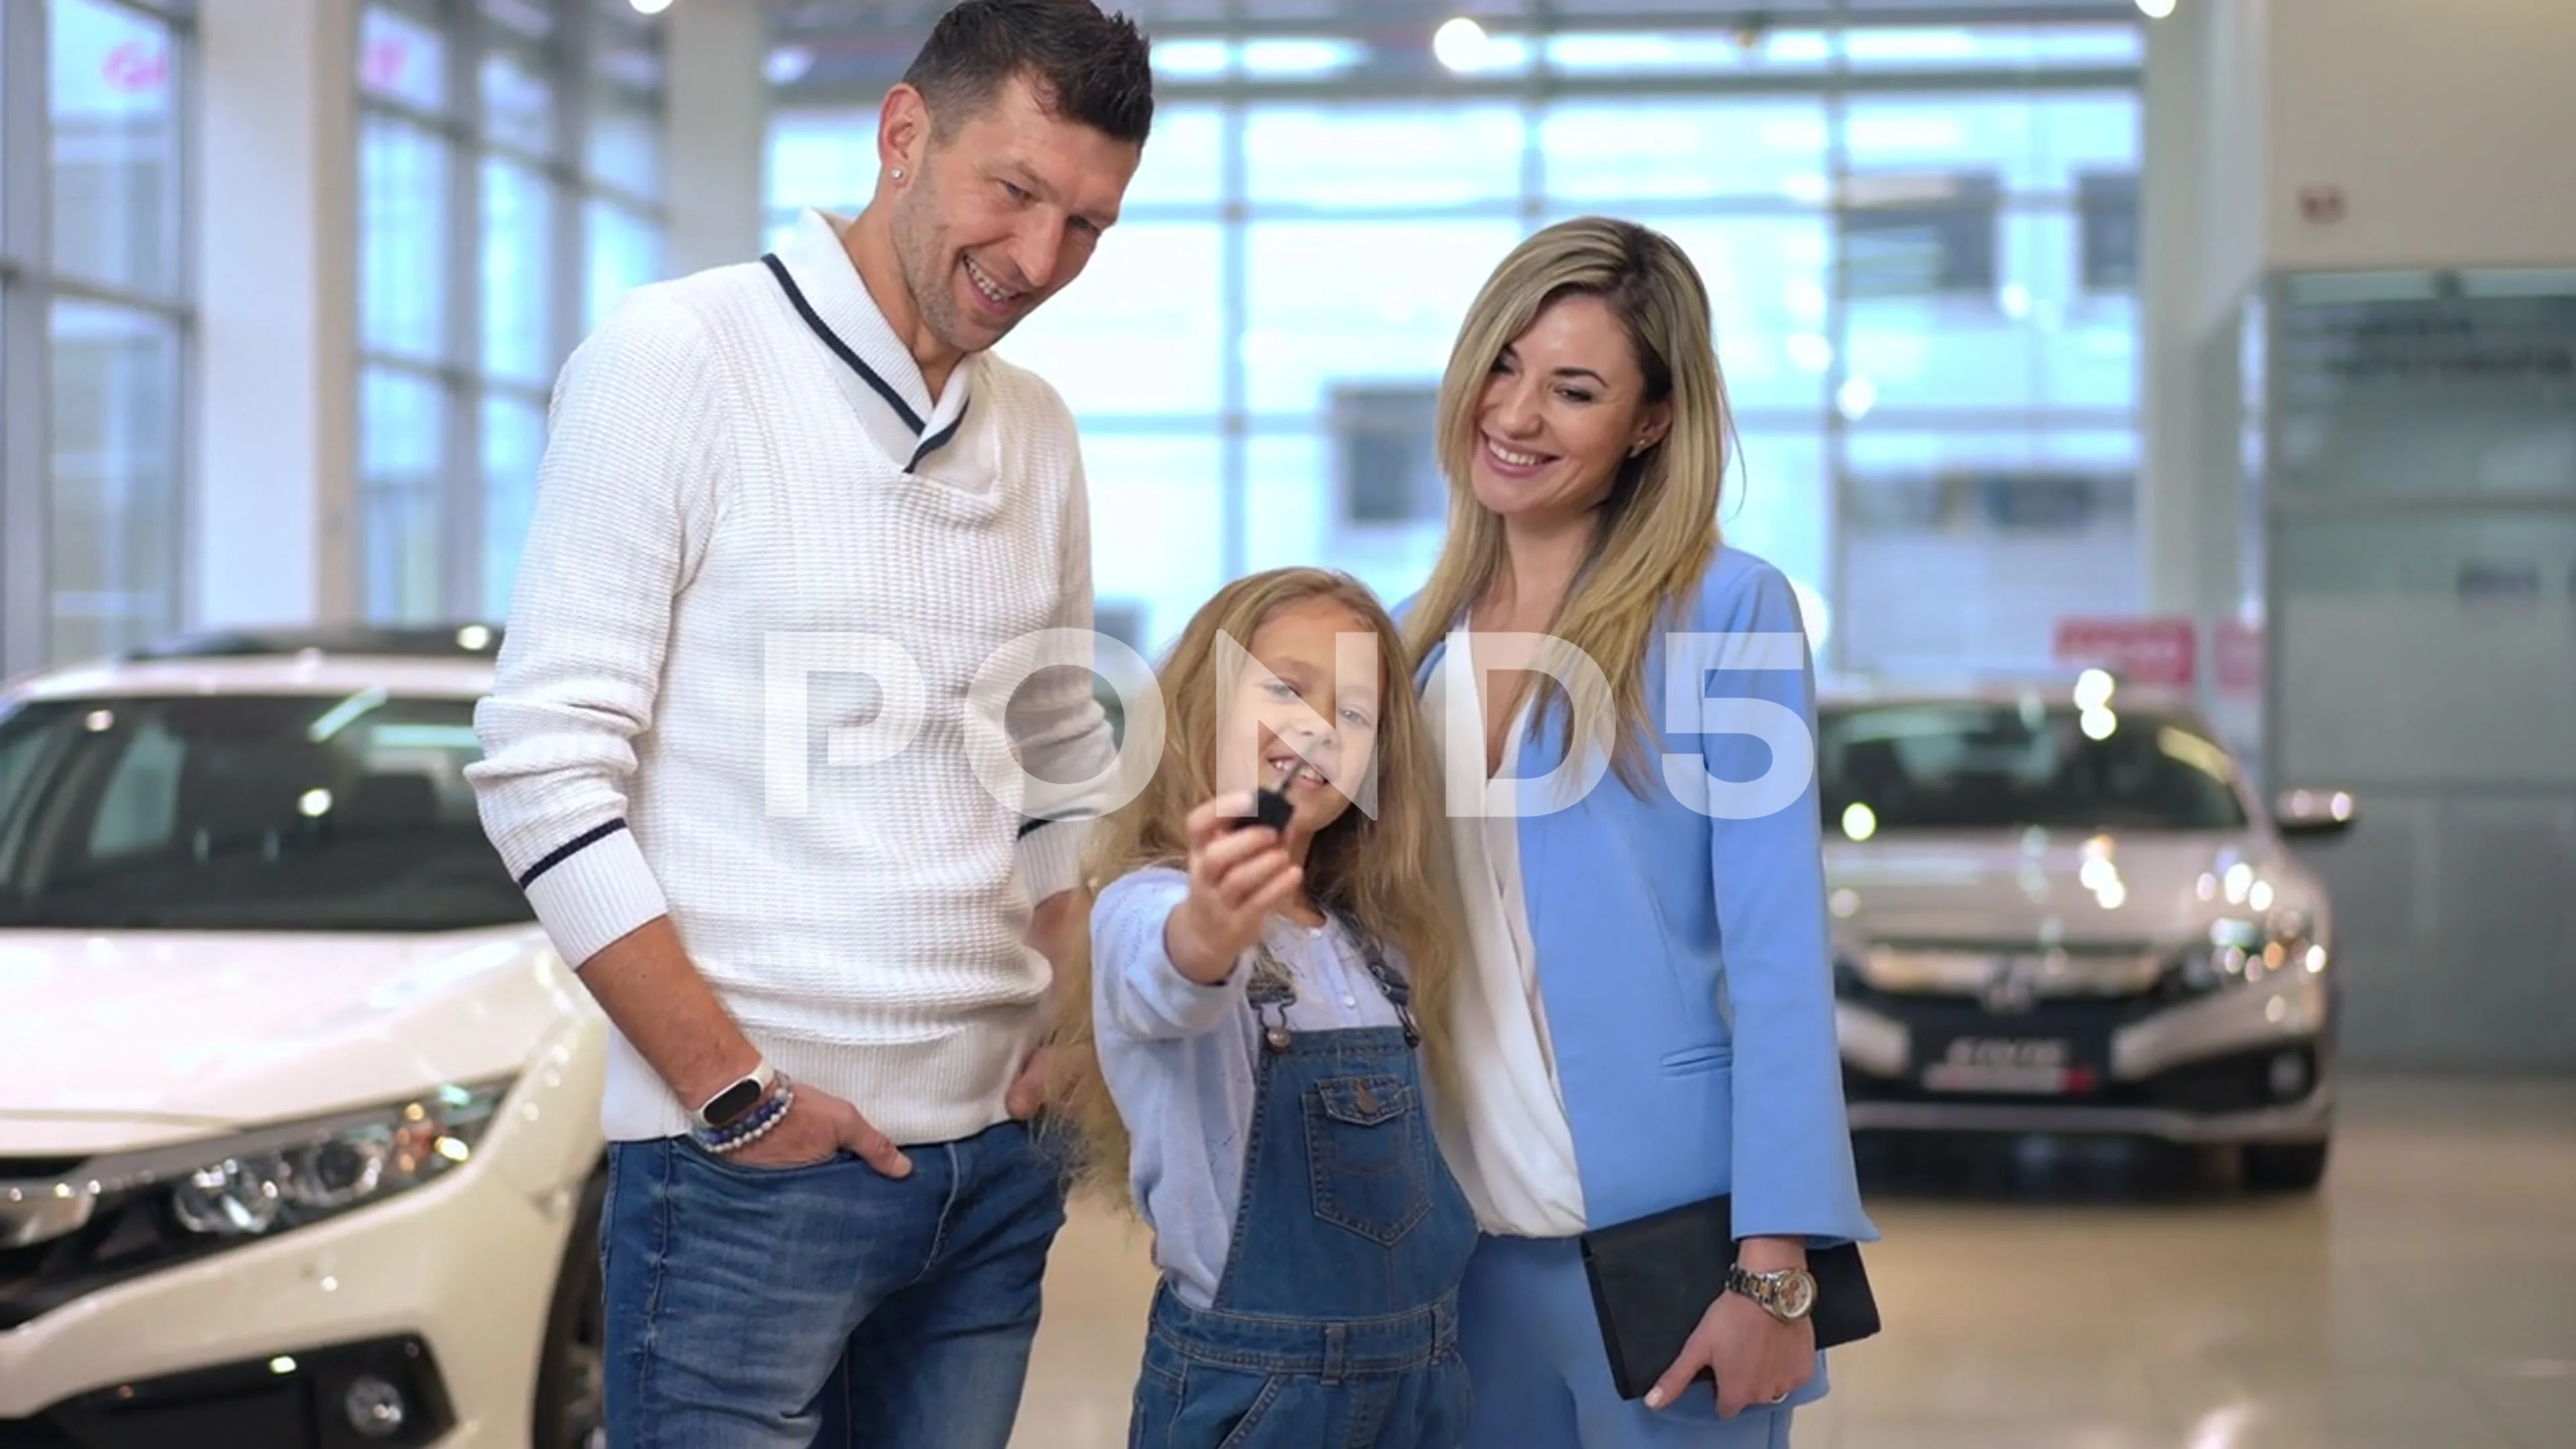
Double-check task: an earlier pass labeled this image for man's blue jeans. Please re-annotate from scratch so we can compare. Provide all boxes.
[598,1119,1067,1448]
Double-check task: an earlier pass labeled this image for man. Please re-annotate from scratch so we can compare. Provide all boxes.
[465,3,1154,1444]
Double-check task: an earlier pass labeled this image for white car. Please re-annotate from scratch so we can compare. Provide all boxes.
[0,627,607,1448]
[1819,676,2356,1191]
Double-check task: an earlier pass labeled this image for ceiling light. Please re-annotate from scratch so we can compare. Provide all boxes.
[1835,376,1878,421]
[1149,40,1232,77]
[1433,17,1489,72]
[763,46,813,85]
[1239,39,1364,77]
[2137,0,2177,17]
[630,0,673,15]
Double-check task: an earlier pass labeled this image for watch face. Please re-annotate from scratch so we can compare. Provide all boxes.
[704,1077,765,1128]
[1780,1270,1818,1320]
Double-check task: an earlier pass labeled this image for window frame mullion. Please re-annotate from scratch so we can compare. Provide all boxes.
[440,0,485,625]
[0,0,54,678]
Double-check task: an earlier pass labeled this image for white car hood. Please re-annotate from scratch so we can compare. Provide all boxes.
[0,924,572,1156]
[1824,829,2324,949]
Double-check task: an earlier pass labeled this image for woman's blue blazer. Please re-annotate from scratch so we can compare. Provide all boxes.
[1401,545,1880,1247]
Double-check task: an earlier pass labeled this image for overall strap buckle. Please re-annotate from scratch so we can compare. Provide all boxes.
[1332,908,1421,1046]
[1248,914,1421,1049]
[1247,948,1297,1053]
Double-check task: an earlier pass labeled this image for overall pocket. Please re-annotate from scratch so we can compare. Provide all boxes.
[1303,1073,1430,1245]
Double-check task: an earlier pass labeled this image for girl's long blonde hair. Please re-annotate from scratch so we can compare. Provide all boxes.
[1046,568,1462,1212]
[1402,215,1739,794]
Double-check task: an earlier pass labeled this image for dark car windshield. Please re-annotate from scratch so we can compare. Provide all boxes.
[1818,700,2250,833]
[0,692,533,932]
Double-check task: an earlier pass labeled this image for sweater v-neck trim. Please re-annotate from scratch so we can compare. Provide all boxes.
[764,208,974,474]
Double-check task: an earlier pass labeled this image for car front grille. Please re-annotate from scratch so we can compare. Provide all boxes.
[0,1187,229,1332]
[1850,938,2192,1006]
[0,1160,89,1181]
[1849,989,2163,1046]
[1845,1042,2318,1116]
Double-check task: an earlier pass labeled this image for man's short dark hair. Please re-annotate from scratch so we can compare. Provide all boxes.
[904,0,1155,147]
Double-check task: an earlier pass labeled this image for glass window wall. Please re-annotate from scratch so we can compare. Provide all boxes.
[761,1,2143,667]
[356,0,671,623]
[1,0,195,669]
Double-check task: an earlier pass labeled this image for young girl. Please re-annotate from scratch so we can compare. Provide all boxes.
[1050,568,1476,1448]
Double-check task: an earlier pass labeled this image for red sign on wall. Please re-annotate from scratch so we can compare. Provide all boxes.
[2053,616,2196,688]
[362,40,411,92]
[2214,621,2263,694]
[102,40,168,93]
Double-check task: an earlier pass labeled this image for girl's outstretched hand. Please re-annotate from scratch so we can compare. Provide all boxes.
[1163,792,1304,984]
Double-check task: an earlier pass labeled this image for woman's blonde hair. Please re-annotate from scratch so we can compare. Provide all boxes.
[1046,568,1462,1211]
[1402,215,1737,794]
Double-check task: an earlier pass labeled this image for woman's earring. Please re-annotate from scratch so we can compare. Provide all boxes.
[891,166,905,180]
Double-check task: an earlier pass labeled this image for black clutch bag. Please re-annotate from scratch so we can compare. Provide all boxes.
[1578,1195,1880,1402]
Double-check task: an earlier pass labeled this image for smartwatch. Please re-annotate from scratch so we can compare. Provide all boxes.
[690,1059,779,1134]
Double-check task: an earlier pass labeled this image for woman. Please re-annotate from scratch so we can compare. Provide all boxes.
[1399,215,1878,1447]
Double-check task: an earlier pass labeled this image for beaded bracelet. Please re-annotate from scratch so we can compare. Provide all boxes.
[698,1078,796,1156]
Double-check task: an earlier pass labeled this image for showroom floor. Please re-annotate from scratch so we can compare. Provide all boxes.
[1008,1078,2576,1449]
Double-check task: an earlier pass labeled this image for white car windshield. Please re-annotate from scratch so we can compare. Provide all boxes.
[1819,700,2251,833]
[0,692,533,931]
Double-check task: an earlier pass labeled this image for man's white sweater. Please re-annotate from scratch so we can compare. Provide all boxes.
[468,209,1114,1148]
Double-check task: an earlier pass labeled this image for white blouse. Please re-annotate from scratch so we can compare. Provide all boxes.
[1423,632,1591,1239]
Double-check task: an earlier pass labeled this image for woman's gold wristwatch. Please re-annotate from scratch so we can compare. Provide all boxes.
[1723,1263,1819,1323]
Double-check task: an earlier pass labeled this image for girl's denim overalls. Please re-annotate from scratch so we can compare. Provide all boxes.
[1127,923,1480,1448]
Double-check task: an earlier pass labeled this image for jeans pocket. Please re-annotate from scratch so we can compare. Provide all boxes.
[674,1134,847,1182]
[596,1158,621,1281]
[1304,1073,1430,1246]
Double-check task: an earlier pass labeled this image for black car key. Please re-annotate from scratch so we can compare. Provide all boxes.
[1238,756,1298,833]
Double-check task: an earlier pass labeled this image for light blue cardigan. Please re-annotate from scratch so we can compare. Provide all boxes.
[1401,545,1878,1247]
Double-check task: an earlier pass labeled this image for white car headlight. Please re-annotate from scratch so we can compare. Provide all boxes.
[0,1079,514,1329]
[2181,912,2325,991]
[163,1080,511,1240]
